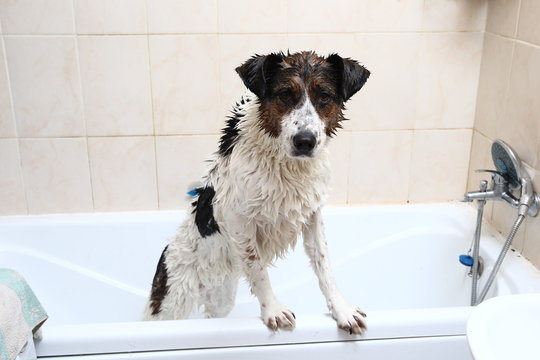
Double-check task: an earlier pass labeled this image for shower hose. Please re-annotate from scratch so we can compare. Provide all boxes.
[470,198,485,306]
[474,213,525,305]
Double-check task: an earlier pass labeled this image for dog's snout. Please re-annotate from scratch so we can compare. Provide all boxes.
[293,131,316,156]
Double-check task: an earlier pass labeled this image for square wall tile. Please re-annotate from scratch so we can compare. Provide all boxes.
[415,33,484,130]
[0,38,15,138]
[287,34,356,59]
[156,135,219,210]
[78,36,153,136]
[288,0,360,33]
[74,0,147,34]
[348,33,420,131]
[88,137,158,211]
[517,0,540,46]
[422,0,487,31]
[218,0,286,33]
[409,130,473,202]
[499,42,540,168]
[474,33,514,140]
[150,35,220,135]
[147,0,217,34]
[486,0,520,37]
[0,0,74,34]
[348,131,413,204]
[288,0,424,33]
[0,140,27,215]
[5,37,84,137]
[327,132,351,205]
[19,138,93,214]
[219,35,287,120]
[355,0,424,32]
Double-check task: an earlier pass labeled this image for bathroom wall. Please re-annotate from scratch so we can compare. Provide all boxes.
[469,0,540,268]
[0,0,487,216]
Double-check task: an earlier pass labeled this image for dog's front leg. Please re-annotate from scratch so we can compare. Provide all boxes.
[243,253,296,330]
[303,209,367,335]
[229,218,296,330]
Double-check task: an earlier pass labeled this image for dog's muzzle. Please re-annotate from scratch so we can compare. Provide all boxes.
[292,131,317,157]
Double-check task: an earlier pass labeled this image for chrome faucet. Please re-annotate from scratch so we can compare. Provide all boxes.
[464,169,539,217]
[463,140,539,217]
[464,170,518,204]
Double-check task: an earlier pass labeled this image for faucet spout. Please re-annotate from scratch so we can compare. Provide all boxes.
[501,192,520,208]
[463,190,497,202]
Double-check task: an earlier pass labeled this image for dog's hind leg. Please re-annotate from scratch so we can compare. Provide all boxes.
[143,243,201,321]
[201,274,239,318]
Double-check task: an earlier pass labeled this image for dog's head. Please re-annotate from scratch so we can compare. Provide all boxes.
[236,51,369,159]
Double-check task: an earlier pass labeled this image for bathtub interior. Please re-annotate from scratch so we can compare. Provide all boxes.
[0,203,538,328]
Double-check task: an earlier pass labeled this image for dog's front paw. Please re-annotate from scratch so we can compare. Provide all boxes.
[261,302,296,331]
[331,301,367,335]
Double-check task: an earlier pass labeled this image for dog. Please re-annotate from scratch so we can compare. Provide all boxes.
[143,51,370,334]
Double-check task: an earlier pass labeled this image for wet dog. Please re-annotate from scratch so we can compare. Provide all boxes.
[143,51,370,334]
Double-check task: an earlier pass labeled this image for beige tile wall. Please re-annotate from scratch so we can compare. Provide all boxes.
[0,0,487,216]
[469,0,540,268]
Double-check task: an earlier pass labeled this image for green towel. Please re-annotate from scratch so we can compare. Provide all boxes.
[0,269,48,360]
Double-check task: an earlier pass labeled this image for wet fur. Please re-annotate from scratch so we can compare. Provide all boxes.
[143,51,370,335]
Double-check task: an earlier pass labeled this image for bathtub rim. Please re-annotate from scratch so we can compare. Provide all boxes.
[36,307,474,357]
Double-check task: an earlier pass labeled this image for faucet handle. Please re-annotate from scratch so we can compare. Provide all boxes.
[474,169,510,184]
[474,169,502,175]
[478,179,488,192]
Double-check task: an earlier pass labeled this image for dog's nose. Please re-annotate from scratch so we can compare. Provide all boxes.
[293,131,316,155]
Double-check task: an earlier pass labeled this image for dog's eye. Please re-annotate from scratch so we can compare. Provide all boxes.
[278,90,294,104]
[319,93,331,105]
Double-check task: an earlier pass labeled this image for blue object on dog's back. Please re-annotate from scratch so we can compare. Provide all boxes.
[187,189,199,197]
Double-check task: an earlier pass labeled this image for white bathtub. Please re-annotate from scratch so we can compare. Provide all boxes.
[1,203,540,360]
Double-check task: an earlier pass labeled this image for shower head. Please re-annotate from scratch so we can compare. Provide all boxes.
[491,139,539,216]
[491,139,523,190]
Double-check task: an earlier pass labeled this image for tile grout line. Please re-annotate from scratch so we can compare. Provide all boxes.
[466,25,487,196]
[215,0,221,35]
[511,0,532,255]
[344,132,352,205]
[0,128,479,141]
[70,0,96,213]
[512,0,522,40]
[215,0,223,158]
[407,130,417,204]
[145,0,161,211]
[409,0,425,204]
[485,30,540,50]
[0,29,491,37]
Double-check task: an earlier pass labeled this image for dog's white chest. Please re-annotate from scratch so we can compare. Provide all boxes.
[246,160,330,262]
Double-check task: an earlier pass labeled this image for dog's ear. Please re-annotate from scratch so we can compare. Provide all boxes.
[235,53,283,99]
[326,54,370,102]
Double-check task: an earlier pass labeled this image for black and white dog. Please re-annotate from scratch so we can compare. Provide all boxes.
[143,51,370,334]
